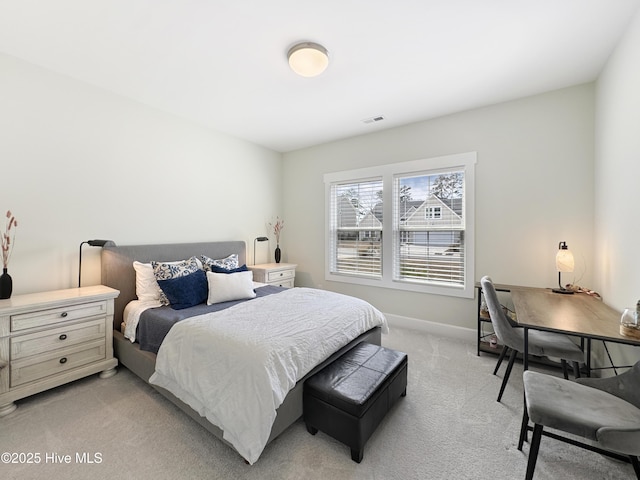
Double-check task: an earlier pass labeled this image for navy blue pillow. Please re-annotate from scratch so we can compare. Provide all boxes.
[209,264,249,274]
[157,269,208,310]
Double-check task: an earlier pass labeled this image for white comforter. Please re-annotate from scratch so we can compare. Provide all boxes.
[149,287,388,464]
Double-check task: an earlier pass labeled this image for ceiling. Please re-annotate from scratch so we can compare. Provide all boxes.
[0,1,638,153]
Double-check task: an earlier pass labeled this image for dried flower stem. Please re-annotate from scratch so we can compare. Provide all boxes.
[269,217,285,244]
[2,210,18,269]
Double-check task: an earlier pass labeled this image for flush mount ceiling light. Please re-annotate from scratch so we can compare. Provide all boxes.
[287,42,329,77]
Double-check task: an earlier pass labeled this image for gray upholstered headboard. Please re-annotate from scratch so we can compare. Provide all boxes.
[101,241,246,330]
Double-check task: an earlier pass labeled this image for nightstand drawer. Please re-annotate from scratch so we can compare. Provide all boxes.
[11,339,106,387]
[11,301,108,332]
[11,319,106,360]
[273,278,295,288]
[266,269,295,283]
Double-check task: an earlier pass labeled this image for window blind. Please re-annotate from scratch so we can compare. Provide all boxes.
[393,172,465,287]
[329,178,383,278]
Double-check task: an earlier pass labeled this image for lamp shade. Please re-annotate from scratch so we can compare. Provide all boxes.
[287,42,329,77]
[555,242,574,273]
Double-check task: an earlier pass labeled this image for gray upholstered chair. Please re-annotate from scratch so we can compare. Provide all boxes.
[480,276,584,402]
[518,363,640,479]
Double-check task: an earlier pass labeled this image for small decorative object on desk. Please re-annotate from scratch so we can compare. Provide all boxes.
[269,216,284,263]
[620,301,640,339]
[0,210,18,299]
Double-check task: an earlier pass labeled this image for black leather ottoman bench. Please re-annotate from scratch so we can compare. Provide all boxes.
[303,342,408,463]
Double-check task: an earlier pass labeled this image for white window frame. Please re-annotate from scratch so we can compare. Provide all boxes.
[324,152,476,298]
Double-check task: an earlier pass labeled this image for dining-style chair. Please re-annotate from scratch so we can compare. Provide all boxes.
[518,363,640,479]
[480,276,584,402]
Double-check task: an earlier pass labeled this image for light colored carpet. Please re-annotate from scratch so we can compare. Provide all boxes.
[1,327,635,480]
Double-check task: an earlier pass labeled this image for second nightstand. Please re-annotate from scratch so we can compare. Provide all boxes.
[249,263,297,288]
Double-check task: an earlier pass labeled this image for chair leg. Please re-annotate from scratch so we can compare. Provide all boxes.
[518,405,529,450]
[525,424,544,480]
[561,359,569,380]
[572,361,581,379]
[494,345,509,375]
[631,455,640,479]
[498,349,518,402]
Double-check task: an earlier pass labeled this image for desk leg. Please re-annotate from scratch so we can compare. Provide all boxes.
[602,341,618,375]
[477,288,482,356]
[524,327,529,371]
[586,339,591,377]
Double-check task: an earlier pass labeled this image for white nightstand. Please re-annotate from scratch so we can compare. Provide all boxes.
[0,285,119,416]
[249,263,297,288]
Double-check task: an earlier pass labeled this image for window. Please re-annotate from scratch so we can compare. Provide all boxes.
[328,178,383,278]
[425,206,442,219]
[395,172,465,287]
[325,152,476,298]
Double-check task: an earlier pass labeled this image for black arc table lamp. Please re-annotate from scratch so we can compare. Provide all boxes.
[78,239,112,287]
[254,236,269,265]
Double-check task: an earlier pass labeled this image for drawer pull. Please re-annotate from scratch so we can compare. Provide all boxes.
[59,334,68,341]
[59,357,67,364]
[60,312,68,318]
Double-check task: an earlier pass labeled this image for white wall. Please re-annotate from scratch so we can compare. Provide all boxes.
[594,8,640,365]
[595,9,640,308]
[283,84,595,330]
[0,53,282,294]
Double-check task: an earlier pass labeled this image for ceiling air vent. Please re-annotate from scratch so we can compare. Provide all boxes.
[362,115,385,124]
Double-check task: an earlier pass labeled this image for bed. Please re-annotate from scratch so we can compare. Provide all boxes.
[100,240,386,464]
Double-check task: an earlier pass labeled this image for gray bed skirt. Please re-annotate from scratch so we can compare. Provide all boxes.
[114,326,381,448]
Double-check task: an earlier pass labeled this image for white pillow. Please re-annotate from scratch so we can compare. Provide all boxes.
[133,261,163,302]
[206,271,256,305]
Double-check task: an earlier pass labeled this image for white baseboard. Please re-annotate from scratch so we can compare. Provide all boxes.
[384,313,476,344]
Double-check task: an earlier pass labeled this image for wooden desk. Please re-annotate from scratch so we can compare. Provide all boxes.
[509,286,640,373]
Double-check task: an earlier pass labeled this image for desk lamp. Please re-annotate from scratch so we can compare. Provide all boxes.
[253,236,269,265]
[78,239,111,287]
[552,241,574,294]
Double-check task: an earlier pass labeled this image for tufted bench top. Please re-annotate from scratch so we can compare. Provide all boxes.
[305,342,407,417]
